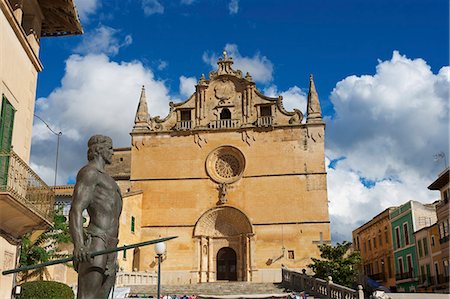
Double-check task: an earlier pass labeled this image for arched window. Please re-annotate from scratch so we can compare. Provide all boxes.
[220,108,231,120]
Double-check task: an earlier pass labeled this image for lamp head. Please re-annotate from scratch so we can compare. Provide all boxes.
[155,242,166,255]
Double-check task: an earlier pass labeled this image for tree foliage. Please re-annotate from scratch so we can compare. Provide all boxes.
[18,208,72,282]
[308,241,361,288]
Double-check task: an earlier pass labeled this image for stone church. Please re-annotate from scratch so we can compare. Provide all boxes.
[107,53,330,284]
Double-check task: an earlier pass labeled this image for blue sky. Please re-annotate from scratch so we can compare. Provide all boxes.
[31,0,449,242]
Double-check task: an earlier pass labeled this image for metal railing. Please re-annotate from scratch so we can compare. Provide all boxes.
[116,271,158,287]
[395,270,414,281]
[256,116,274,127]
[282,267,364,299]
[208,119,240,129]
[0,150,54,222]
[175,120,193,130]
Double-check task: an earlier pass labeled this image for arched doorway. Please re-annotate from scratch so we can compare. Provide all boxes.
[217,247,237,281]
[193,206,255,282]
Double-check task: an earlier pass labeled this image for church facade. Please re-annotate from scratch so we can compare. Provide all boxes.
[109,53,330,284]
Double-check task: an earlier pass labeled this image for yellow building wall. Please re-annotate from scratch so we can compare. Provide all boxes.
[131,124,329,283]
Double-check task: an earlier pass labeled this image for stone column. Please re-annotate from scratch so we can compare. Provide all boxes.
[207,236,214,282]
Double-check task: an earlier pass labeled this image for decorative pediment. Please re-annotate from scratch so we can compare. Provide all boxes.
[132,51,322,134]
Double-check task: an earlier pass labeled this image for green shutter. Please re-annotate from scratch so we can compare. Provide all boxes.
[131,216,135,233]
[0,96,15,187]
[418,240,423,257]
[423,238,428,256]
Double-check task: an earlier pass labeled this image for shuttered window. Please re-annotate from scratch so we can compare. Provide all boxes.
[0,96,15,187]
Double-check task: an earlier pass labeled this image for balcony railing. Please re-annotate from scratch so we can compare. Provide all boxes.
[395,270,415,281]
[0,150,54,222]
[439,235,449,244]
[256,116,274,127]
[175,120,193,130]
[208,119,240,129]
[115,271,157,287]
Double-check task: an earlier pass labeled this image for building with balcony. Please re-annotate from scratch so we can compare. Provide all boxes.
[389,200,437,292]
[428,167,449,293]
[101,53,331,284]
[352,208,397,290]
[0,0,81,296]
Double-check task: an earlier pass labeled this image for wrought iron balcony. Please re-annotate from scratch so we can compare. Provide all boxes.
[175,120,193,130]
[395,270,415,281]
[0,150,54,243]
[208,119,240,129]
[256,116,274,127]
[439,235,449,244]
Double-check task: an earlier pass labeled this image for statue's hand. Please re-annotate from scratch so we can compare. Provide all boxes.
[73,245,91,263]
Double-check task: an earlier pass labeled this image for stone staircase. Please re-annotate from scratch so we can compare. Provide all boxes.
[128,282,294,297]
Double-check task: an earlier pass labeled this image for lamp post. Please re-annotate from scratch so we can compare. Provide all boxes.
[33,114,62,186]
[154,242,166,299]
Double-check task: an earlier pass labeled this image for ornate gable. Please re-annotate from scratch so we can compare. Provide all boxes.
[133,51,320,134]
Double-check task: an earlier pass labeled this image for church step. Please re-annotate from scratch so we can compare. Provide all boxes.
[128,282,293,297]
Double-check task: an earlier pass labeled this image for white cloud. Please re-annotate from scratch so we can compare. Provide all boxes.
[264,85,307,115]
[326,51,449,243]
[74,25,132,56]
[179,76,197,98]
[228,0,239,14]
[142,0,164,16]
[31,54,172,185]
[74,0,99,21]
[157,60,168,71]
[203,44,273,84]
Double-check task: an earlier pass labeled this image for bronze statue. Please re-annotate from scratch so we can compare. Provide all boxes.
[69,135,122,299]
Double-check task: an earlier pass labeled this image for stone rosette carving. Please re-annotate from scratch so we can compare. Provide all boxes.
[206,146,245,184]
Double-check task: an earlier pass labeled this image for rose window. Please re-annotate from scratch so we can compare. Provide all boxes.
[206,146,245,184]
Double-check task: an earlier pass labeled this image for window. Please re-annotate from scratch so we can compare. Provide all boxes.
[385,228,389,244]
[123,247,127,260]
[439,223,445,239]
[407,255,413,274]
[395,227,401,249]
[418,240,423,257]
[403,223,410,245]
[431,235,436,246]
[364,240,367,253]
[180,110,191,121]
[368,239,372,251]
[443,260,449,277]
[220,108,231,120]
[379,233,382,247]
[288,250,295,259]
[260,105,272,117]
[0,95,15,186]
[357,236,360,250]
[373,237,377,249]
[398,257,404,274]
[131,216,135,233]
[423,238,428,256]
[444,220,449,237]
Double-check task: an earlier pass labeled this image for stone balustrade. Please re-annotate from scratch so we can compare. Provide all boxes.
[115,271,158,287]
[176,120,193,130]
[256,116,274,127]
[282,267,364,299]
[208,119,240,129]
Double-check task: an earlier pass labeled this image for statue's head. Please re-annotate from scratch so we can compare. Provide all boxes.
[87,135,113,164]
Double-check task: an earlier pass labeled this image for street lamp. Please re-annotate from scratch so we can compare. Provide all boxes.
[154,241,166,299]
[33,114,62,186]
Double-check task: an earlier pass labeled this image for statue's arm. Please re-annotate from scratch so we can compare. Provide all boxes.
[69,166,97,261]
